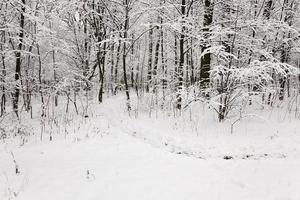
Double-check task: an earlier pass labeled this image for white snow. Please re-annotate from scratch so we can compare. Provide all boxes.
[1,96,300,200]
[2,133,300,200]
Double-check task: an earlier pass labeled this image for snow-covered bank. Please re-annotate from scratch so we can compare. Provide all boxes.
[1,95,300,200]
[1,132,300,200]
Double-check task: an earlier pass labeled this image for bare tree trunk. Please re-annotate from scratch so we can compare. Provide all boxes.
[176,0,186,110]
[110,42,115,94]
[98,42,106,103]
[190,39,195,85]
[262,0,274,104]
[160,4,167,101]
[146,24,154,93]
[130,34,135,88]
[218,1,232,122]
[123,0,131,110]
[200,0,213,89]
[13,0,26,117]
[153,27,161,93]
[24,43,33,112]
[135,41,140,96]
[49,21,58,107]
[0,32,6,117]
[52,48,58,106]
[279,0,294,101]
[114,40,122,94]
[37,43,46,117]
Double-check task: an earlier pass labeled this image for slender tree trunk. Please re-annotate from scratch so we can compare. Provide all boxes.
[218,1,232,122]
[114,40,121,94]
[110,42,115,94]
[160,4,167,101]
[190,39,195,85]
[98,42,106,103]
[153,27,161,93]
[24,43,33,112]
[123,0,131,110]
[52,48,58,106]
[135,41,140,96]
[13,0,26,117]
[130,34,135,88]
[146,24,154,93]
[0,33,6,117]
[37,43,46,117]
[262,0,274,104]
[176,0,186,110]
[279,0,293,101]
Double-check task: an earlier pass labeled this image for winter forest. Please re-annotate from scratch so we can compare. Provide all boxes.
[1,0,300,199]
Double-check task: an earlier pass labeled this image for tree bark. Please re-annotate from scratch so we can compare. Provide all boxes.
[13,0,26,117]
[176,0,186,110]
[123,0,131,110]
[146,24,154,93]
[200,0,213,89]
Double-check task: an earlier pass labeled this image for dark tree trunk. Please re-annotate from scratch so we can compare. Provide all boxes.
[123,0,131,110]
[36,41,45,117]
[200,0,213,88]
[110,42,115,94]
[146,24,153,93]
[52,49,58,106]
[0,36,6,117]
[130,34,135,89]
[190,39,195,85]
[218,1,232,122]
[24,43,33,112]
[114,40,122,94]
[262,0,274,104]
[13,0,25,117]
[160,4,167,100]
[279,0,294,101]
[176,0,186,110]
[153,27,161,92]
[97,43,106,103]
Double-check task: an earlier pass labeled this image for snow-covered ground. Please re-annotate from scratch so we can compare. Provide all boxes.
[1,95,300,200]
[1,131,300,200]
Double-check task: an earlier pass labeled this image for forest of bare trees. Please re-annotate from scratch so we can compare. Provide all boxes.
[2,1,300,199]
[1,0,300,122]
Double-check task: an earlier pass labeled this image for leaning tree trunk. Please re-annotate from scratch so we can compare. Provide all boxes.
[0,32,6,117]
